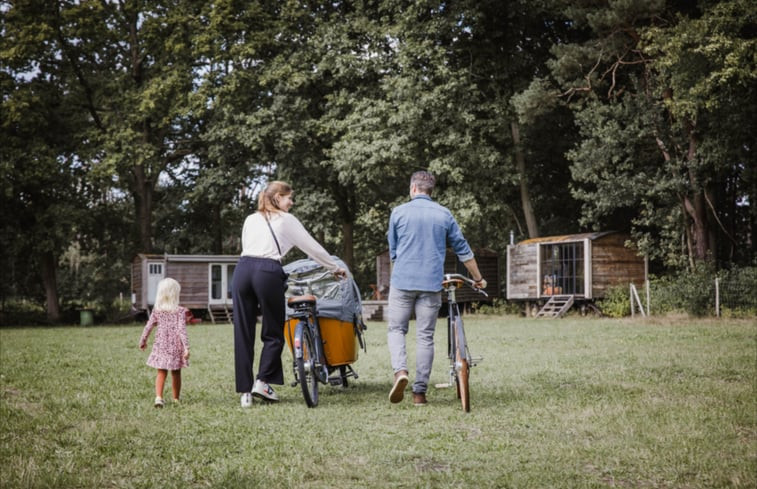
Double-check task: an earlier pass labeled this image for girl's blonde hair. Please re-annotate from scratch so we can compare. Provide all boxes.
[258,181,292,213]
[154,277,181,311]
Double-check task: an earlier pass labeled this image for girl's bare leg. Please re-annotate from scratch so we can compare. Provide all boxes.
[155,369,168,398]
[171,369,182,400]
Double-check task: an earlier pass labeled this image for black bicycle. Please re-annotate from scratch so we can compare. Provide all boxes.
[441,273,487,412]
[284,270,365,407]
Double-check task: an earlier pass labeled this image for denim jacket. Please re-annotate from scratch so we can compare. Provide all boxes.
[388,195,474,292]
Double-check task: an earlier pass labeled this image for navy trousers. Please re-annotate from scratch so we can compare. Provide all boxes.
[232,256,287,392]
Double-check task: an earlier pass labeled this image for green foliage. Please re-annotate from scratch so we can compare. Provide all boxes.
[717,265,757,318]
[548,0,756,266]
[474,298,522,316]
[2,0,755,320]
[650,267,717,316]
[597,285,632,318]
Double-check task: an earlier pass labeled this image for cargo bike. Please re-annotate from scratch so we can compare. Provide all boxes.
[283,258,367,407]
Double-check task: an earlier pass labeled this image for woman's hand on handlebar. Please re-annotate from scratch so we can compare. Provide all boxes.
[333,267,348,279]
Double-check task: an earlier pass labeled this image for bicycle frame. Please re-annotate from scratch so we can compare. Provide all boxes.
[441,273,487,412]
[286,271,361,407]
[288,298,329,383]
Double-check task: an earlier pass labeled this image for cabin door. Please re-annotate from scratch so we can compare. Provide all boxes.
[146,261,165,306]
[209,263,236,305]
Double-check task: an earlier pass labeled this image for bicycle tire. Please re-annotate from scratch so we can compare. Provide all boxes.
[295,321,319,407]
[454,316,471,412]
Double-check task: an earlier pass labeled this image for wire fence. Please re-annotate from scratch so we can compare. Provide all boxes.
[716,272,757,317]
[628,267,757,318]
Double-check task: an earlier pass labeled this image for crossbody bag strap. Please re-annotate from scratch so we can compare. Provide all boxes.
[263,212,283,259]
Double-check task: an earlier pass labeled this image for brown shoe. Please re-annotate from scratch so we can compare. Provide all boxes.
[389,371,409,403]
[412,392,427,406]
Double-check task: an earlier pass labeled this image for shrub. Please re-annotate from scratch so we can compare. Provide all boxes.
[597,285,631,318]
[474,298,521,316]
[649,269,714,316]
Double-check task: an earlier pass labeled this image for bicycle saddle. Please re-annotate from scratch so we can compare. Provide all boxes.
[287,295,317,307]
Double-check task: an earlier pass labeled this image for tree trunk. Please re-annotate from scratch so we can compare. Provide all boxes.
[511,121,539,238]
[682,122,711,263]
[212,204,223,254]
[132,164,154,252]
[342,221,354,271]
[41,250,60,323]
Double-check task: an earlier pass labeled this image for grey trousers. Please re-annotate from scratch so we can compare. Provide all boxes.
[387,287,442,394]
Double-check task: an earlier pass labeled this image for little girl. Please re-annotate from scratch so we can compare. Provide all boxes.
[138,277,191,407]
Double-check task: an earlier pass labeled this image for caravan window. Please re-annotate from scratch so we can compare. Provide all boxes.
[210,263,235,303]
[540,242,585,295]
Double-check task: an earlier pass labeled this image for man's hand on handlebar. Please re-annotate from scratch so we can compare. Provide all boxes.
[473,277,487,290]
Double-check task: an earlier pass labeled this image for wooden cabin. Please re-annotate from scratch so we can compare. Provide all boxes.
[375,248,500,304]
[131,254,239,322]
[506,231,645,305]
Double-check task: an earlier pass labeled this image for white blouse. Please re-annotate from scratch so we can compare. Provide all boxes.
[240,211,340,272]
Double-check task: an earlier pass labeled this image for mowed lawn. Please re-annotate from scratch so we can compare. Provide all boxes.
[1,315,755,488]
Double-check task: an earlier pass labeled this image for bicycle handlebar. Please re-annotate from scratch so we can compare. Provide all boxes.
[442,273,489,297]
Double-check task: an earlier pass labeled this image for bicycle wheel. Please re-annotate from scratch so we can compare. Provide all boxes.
[295,321,319,407]
[453,316,471,412]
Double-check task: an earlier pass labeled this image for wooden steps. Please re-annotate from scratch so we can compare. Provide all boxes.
[208,304,233,324]
[362,300,387,321]
[535,295,574,318]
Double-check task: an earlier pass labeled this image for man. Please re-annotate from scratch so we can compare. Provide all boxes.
[386,170,487,406]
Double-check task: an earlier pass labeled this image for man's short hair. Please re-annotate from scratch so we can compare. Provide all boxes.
[411,171,435,195]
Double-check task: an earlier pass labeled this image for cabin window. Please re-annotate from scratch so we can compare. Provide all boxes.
[211,265,223,300]
[540,242,585,295]
[209,263,235,303]
[227,265,235,299]
[148,263,163,275]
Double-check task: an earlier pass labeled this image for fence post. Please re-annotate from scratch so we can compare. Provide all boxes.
[715,277,720,317]
[630,283,646,318]
[645,280,650,316]
[630,283,635,317]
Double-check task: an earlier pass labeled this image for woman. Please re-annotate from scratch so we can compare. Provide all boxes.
[232,181,347,407]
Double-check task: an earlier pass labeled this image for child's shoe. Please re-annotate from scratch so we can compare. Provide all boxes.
[154,397,165,408]
[252,380,279,402]
[240,392,253,408]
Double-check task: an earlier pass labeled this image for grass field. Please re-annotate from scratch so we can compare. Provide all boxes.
[1,315,755,488]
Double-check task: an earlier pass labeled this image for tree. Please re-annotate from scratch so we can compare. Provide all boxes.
[1,1,94,321]
[541,0,755,268]
[36,0,208,253]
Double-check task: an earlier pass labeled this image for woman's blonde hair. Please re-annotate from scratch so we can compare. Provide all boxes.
[154,277,181,311]
[258,181,292,213]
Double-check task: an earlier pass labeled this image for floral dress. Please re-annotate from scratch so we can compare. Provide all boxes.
[139,307,190,370]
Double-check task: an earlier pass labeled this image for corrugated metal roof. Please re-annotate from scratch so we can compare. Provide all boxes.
[517,231,616,245]
[136,253,239,262]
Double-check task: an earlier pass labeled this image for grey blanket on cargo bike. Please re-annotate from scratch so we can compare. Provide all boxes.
[283,257,367,358]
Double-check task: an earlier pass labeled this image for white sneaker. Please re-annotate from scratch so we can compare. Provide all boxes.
[240,392,253,408]
[154,396,165,408]
[252,380,279,402]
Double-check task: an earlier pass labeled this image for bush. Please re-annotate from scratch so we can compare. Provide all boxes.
[647,264,757,317]
[650,267,715,316]
[717,265,757,317]
[597,285,631,318]
[474,299,522,316]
